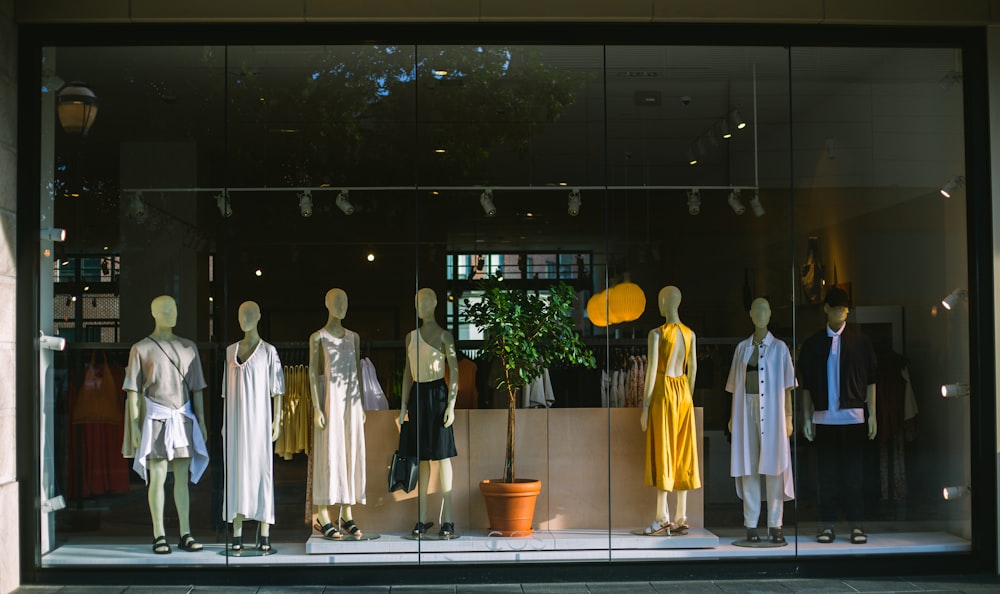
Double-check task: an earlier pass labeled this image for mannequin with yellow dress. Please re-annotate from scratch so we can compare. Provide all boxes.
[640,285,701,536]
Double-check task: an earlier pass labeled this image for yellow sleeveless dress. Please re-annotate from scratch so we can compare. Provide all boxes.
[644,323,702,492]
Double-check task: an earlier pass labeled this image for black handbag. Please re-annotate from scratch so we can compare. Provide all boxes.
[388,421,419,493]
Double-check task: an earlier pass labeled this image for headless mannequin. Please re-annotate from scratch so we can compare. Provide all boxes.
[309,288,366,536]
[399,288,459,534]
[640,286,697,532]
[230,301,283,549]
[728,298,793,438]
[125,295,208,553]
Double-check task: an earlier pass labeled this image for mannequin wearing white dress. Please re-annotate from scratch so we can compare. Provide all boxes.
[223,301,284,552]
[310,288,367,539]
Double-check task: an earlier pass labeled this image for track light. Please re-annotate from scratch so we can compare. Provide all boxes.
[215,191,232,218]
[495,266,504,281]
[941,288,967,310]
[686,189,701,216]
[720,118,732,140]
[567,189,581,216]
[336,189,354,215]
[729,108,746,130]
[941,383,970,398]
[39,332,66,352]
[940,176,964,198]
[749,190,765,217]
[298,190,313,217]
[131,192,146,221]
[687,149,698,166]
[480,189,496,216]
[40,227,66,242]
[728,189,746,215]
[943,485,970,500]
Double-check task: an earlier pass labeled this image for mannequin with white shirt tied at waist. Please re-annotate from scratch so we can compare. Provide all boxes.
[123,295,209,555]
[640,285,701,536]
[399,288,460,538]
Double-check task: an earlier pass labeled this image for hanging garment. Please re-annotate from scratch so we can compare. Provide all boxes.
[71,351,123,425]
[522,368,554,408]
[454,357,479,409]
[361,357,389,411]
[275,365,312,460]
[312,328,366,506]
[221,339,285,524]
[66,356,129,498]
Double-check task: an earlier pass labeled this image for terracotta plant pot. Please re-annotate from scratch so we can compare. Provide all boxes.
[479,478,542,537]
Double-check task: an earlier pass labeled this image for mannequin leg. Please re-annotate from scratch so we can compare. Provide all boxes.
[172,458,192,537]
[741,475,762,528]
[655,488,671,524]
[316,505,334,528]
[147,458,168,538]
[261,522,270,537]
[233,513,244,538]
[417,460,432,522]
[674,490,688,527]
[340,504,353,523]
[765,474,783,528]
[438,459,454,524]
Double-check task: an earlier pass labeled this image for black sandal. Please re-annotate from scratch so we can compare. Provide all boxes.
[257,536,271,552]
[317,521,342,540]
[769,527,786,544]
[817,527,835,543]
[746,527,761,543]
[850,528,868,544]
[231,536,243,552]
[152,535,171,555]
[439,522,455,537]
[412,521,434,536]
[340,519,363,538]
[178,533,203,552]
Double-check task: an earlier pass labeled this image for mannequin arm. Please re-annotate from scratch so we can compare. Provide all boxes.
[400,335,413,426]
[442,331,459,428]
[192,389,207,439]
[640,329,659,432]
[271,392,283,442]
[784,388,794,437]
[866,384,877,440]
[126,389,141,449]
[686,333,698,395]
[801,389,814,441]
[308,332,326,429]
[353,333,366,424]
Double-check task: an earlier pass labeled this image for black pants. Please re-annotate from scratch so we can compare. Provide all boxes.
[815,422,867,526]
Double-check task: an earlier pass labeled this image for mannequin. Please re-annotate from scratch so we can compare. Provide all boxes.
[123,295,209,555]
[798,286,878,544]
[399,288,459,538]
[222,301,284,552]
[725,298,796,544]
[309,288,367,539]
[640,286,701,536]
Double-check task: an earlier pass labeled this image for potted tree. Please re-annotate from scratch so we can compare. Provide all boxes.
[464,280,596,536]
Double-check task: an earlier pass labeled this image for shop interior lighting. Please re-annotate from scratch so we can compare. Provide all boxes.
[298,190,313,217]
[687,149,698,166]
[480,189,497,217]
[336,189,354,215]
[495,267,504,281]
[749,190,765,217]
[39,331,66,352]
[686,189,701,216]
[940,176,964,198]
[57,81,99,136]
[131,192,146,220]
[720,118,732,139]
[941,288,968,311]
[942,485,970,500]
[40,227,66,242]
[215,191,232,218]
[729,107,747,130]
[727,189,746,215]
[567,189,581,216]
[940,383,970,398]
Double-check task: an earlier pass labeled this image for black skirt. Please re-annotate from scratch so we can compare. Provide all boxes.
[404,378,458,461]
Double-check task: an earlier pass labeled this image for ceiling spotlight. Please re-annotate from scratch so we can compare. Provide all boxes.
[686,189,701,216]
[40,227,66,242]
[749,190,765,217]
[480,189,497,217]
[940,176,964,198]
[336,189,354,215]
[941,288,968,310]
[729,107,747,130]
[131,191,146,221]
[215,191,232,218]
[687,149,698,166]
[940,383,971,398]
[495,266,504,281]
[720,118,732,139]
[943,485,970,500]
[298,190,313,217]
[366,252,375,262]
[567,189,581,216]
[728,189,746,215]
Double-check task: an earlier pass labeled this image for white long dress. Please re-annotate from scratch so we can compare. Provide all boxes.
[312,328,366,506]
[222,340,285,524]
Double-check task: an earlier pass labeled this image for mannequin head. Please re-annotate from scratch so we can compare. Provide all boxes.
[749,298,771,331]
[238,301,261,333]
[658,285,682,316]
[822,287,851,330]
[416,288,438,320]
[325,288,348,320]
[150,295,177,329]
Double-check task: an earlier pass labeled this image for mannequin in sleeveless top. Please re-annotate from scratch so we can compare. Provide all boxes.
[309,288,366,537]
[399,288,460,535]
[228,301,284,549]
[640,285,698,533]
[124,295,208,553]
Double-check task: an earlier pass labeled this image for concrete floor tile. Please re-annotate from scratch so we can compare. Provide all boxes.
[776,579,856,592]
[585,583,655,593]
[841,578,922,592]
[715,580,791,594]
[651,582,724,593]
[456,586,524,593]
[521,585,590,594]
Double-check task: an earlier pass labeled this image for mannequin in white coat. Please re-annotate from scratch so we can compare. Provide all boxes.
[124,295,209,554]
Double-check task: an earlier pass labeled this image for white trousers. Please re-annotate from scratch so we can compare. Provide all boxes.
[740,391,784,528]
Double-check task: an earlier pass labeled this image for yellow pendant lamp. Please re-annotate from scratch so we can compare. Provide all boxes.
[587,290,609,327]
[608,274,646,323]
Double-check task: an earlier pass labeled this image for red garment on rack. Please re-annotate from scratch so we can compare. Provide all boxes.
[65,357,130,498]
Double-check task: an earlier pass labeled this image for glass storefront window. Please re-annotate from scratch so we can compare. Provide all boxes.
[35,38,972,569]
